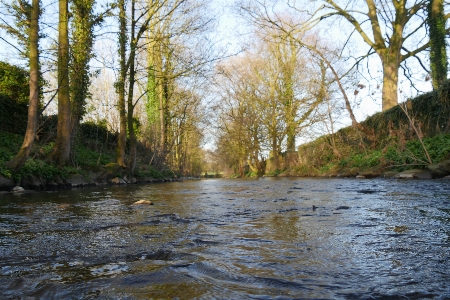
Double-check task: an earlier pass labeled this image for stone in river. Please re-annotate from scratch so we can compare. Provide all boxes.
[133,200,153,205]
[12,186,25,193]
[335,206,350,210]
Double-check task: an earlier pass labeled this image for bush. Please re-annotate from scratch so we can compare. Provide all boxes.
[72,144,113,166]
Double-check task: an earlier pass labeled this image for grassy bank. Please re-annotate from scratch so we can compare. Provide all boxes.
[284,81,450,177]
[0,118,177,190]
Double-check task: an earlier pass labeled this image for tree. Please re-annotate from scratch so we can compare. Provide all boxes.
[215,29,325,175]
[144,0,215,166]
[317,0,443,111]
[70,0,100,156]
[241,0,448,111]
[115,0,127,167]
[427,0,448,89]
[140,0,218,173]
[114,0,187,171]
[52,0,71,165]
[237,6,376,141]
[6,0,40,172]
[0,0,33,59]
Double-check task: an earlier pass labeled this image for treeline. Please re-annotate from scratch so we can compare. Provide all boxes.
[208,0,450,177]
[0,0,215,178]
[0,0,449,180]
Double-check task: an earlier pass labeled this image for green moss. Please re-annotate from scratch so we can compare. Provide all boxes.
[291,81,450,176]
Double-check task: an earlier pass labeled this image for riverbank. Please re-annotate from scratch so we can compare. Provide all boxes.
[0,163,182,194]
[0,119,180,192]
[260,82,450,179]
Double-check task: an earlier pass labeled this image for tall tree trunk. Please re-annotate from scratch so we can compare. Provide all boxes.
[284,37,297,153]
[127,71,137,174]
[127,0,137,174]
[116,0,127,167]
[157,52,166,154]
[381,54,400,111]
[272,134,279,170]
[53,0,71,165]
[70,0,96,159]
[428,0,448,89]
[7,0,40,172]
[286,125,295,152]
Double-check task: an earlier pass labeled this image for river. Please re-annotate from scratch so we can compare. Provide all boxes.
[0,177,449,299]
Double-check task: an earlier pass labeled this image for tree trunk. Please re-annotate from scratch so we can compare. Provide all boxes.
[53,0,71,165]
[127,86,137,174]
[127,0,137,175]
[116,0,127,167]
[7,0,40,172]
[284,37,297,153]
[70,0,96,160]
[428,0,448,89]
[381,55,400,111]
[272,134,279,170]
[286,125,295,152]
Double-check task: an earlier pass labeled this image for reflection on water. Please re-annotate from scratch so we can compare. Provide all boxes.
[1,178,450,299]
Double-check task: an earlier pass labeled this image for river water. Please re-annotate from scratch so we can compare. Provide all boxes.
[0,177,449,299]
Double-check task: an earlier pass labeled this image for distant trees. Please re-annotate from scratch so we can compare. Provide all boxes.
[1,0,448,177]
[139,0,216,173]
[214,28,329,174]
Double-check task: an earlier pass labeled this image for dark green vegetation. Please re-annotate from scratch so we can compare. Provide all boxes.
[289,81,450,177]
[0,62,29,135]
[0,117,176,187]
[0,62,179,190]
[2,62,450,185]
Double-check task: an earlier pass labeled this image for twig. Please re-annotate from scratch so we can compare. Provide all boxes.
[399,102,432,164]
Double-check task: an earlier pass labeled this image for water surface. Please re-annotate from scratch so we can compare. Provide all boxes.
[1,178,449,299]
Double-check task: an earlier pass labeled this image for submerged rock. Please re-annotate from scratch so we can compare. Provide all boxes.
[335,206,350,210]
[67,174,90,187]
[12,186,25,193]
[109,177,126,184]
[0,175,12,191]
[394,169,432,179]
[427,163,450,178]
[133,200,153,205]
[21,175,43,190]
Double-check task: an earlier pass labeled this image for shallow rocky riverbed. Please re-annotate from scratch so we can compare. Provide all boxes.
[0,177,449,299]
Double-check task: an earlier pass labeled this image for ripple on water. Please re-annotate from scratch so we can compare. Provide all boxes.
[90,262,129,277]
[0,178,449,299]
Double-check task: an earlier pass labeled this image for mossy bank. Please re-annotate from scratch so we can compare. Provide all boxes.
[275,81,450,179]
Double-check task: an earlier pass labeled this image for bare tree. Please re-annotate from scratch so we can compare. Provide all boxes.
[240,0,449,111]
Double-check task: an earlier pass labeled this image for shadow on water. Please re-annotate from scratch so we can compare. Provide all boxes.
[0,177,450,299]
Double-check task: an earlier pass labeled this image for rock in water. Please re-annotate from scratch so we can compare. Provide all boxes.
[12,186,25,193]
[133,200,153,205]
[335,206,350,210]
